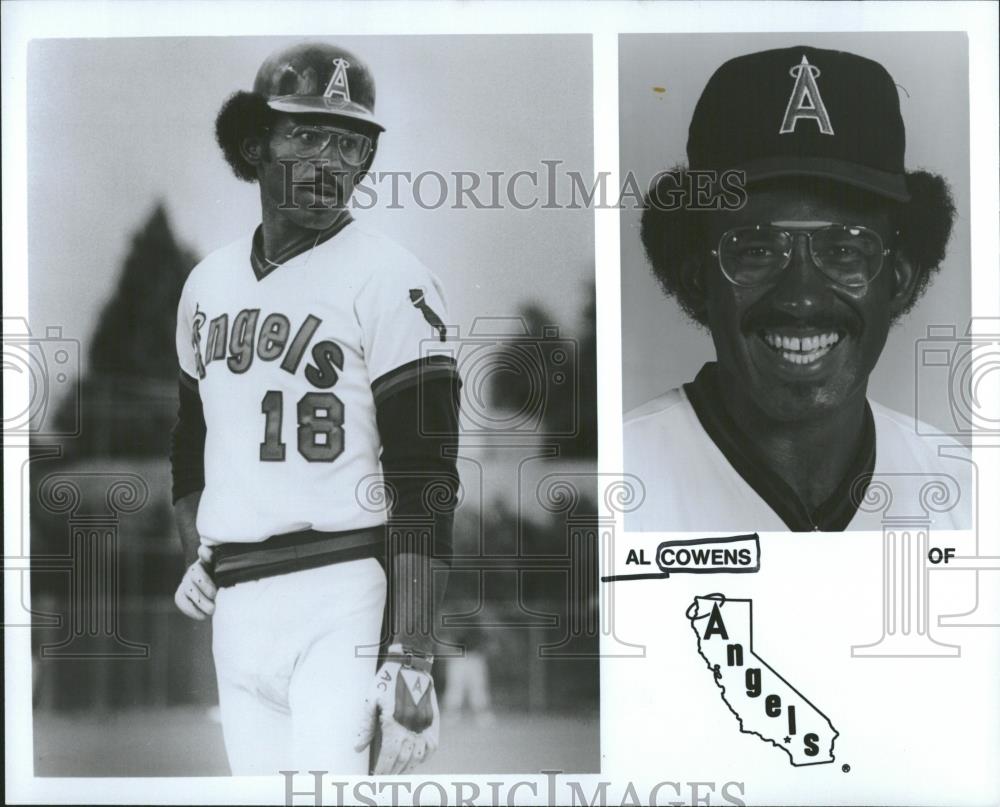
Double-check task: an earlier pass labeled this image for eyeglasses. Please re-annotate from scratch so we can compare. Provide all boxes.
[711,223,892,288]
[277,125,373,167]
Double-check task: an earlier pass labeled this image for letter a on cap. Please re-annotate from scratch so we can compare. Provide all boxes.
[324,57,352,104]
[780,55,834,136]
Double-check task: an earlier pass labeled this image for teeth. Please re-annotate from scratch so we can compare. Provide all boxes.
[780,347,832,365]
[761,330,842,364]
[762,331,840,349]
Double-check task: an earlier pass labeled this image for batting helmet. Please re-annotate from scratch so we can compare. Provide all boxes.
[253,42,385,132]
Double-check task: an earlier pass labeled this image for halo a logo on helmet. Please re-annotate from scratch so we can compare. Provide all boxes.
[323,57,352,108]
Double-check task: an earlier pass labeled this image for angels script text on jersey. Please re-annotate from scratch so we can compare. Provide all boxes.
[192,306,343,389]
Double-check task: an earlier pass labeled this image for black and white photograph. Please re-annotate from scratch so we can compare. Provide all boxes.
[5,4,1000,807]
[605,27,998,807]
[619,32,974,532]
[12,32,600,781]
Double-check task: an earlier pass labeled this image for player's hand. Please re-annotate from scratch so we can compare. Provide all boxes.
[353,648,440,775]
[174,555,217,621]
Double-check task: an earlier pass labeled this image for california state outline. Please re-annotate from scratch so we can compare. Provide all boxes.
[686,593,839,766]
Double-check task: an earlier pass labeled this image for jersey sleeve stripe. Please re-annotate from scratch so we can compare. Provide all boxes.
[371,355,460,407]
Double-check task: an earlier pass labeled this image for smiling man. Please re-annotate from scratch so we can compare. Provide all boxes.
[170,42,459,775]
[625,45,969,532]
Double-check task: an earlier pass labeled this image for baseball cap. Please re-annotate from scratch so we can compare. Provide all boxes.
[687,45,910,201]
[253,42,384,132]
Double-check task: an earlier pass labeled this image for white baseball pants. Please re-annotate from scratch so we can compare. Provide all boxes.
[211,558,386,775]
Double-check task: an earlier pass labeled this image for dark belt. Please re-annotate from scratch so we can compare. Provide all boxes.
[212,525,386,588]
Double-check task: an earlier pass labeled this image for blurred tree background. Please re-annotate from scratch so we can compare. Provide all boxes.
[54,204,196,459]
[488,292,598,458]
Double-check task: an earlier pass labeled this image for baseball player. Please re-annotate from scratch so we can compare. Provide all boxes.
[626,45,970,532]
[169,42,460,775]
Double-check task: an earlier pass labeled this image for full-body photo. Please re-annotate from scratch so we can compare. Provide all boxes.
[169,41,460,776]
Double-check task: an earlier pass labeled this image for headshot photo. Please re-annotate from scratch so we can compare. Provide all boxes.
[620,33,973,532]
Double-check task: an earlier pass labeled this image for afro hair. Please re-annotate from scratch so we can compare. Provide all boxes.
[214,91,276,183]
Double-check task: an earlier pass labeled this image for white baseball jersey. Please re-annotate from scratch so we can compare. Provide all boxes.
[175,219,454,545]
[624,366,972,532]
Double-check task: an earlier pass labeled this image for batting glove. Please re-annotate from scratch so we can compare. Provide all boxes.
[173,547,217,621]
[354,644,440,775]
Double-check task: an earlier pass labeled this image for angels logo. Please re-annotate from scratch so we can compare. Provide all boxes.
[779,55,835,136]
[409,289,447,342]
[324,57,352,105]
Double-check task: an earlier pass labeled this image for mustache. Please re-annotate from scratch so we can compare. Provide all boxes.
[315,175,348,194]
[293,175,348,207]
[292,167,351,188]
[743,309,859,334]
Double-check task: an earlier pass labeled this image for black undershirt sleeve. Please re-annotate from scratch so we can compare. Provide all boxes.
[170,371,206,504]
[374,368,461,563]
